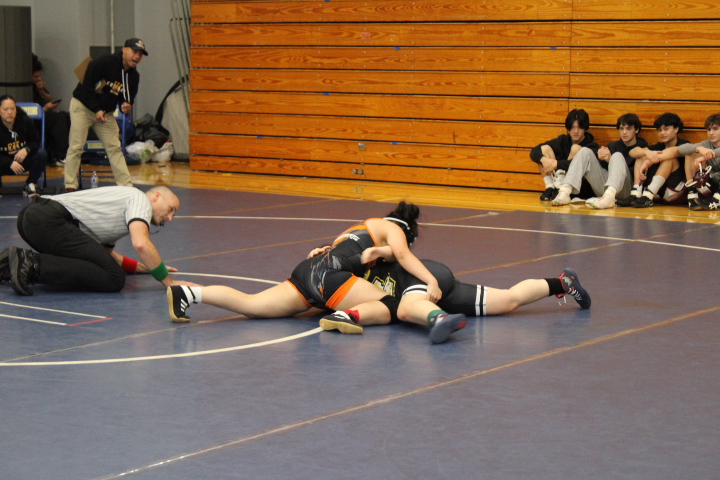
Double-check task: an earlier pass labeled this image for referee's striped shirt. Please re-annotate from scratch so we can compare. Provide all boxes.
[45,186,153,245]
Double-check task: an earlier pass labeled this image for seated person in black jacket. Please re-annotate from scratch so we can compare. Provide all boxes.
[0,95,47,197]
[529,109,600,201]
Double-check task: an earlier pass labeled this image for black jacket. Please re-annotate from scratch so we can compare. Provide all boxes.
[529,132,600,171]
[72,51,139,114]
[0,109,40,163]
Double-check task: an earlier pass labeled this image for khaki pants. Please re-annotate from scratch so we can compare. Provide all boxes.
[64,98,132,189]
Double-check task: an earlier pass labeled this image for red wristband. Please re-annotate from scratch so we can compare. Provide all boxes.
[121,256,138,274]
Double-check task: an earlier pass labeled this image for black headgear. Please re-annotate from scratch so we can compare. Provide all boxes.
[383,216,417,246]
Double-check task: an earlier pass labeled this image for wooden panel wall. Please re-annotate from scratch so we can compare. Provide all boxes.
[189,0,720,192]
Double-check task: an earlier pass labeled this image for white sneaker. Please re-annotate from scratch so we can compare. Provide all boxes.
[593,195,616,209]
[552,169,566,189]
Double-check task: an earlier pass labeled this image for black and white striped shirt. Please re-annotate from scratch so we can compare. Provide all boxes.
[45,186,153,245]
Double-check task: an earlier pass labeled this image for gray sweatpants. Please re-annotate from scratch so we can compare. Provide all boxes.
[605,152,633,198]
[563,147,608,197]
[564,148,632,198]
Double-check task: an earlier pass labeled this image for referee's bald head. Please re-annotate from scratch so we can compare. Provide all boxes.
[147,186,180,226]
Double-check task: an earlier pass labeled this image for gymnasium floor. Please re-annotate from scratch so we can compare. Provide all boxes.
[1,163,719,479]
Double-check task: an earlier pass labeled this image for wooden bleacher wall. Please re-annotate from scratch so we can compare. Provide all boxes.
[189,0,720,193]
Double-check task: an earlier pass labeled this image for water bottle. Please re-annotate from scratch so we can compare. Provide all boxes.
[91,171,98,188]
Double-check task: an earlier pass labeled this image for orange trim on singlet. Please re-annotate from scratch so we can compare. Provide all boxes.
[284,280,313,308]
[331,219,380,247]
[325,275,360,310]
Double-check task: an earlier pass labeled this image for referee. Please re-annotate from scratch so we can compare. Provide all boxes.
[4,185,198,296]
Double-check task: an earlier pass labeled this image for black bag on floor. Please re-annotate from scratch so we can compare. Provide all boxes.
[133,114,170,148]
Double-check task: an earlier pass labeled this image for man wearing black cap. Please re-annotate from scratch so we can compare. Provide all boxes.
[63,38,149,192]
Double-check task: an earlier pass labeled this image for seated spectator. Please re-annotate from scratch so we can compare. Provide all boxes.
[553,113,648,208]
[638,113,720,210]
[618,112,689,208]
[0,95,48,197]
[32,54,70,165]
[529,109,600,201]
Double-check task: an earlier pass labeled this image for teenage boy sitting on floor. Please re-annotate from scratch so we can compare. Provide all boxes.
[618,112,690,208]
[637,113,720,210]
[552,113,647,208]
[529,109,599,201]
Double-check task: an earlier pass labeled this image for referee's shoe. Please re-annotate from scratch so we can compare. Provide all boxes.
[0,247,10,284]
[8,247,40,296]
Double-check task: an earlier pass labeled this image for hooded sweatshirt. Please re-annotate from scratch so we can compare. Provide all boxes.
[0,108,40,165]
[72,51,139,114]
[529,132,599,172]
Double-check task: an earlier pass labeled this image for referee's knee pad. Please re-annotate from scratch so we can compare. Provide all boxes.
[379,295,400,324]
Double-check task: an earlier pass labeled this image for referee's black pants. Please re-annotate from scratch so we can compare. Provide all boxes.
[16,198,126,292]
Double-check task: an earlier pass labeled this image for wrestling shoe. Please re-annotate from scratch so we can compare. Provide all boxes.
[557,268,591,309]
[539,187,558,201]
[429,313,467,344]
[631,195,653,208]
[167,286,192,323]
[9,247,40,296]
[319,311,364,334]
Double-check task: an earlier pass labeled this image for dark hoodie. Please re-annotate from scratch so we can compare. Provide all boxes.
[0,108,40,165]
[529,132,599,172]
[72,51,139,114]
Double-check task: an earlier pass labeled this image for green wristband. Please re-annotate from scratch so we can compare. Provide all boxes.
[149,261,169,281]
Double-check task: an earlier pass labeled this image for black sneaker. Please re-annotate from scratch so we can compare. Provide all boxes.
[698,195,720,210]
[631,195,653,208]
[319,311,364,334]
[23,183,39,199]
[0,247,10,284]
[540,187,558,201]
[688,197,704,211]
[556,268,591,308]
[429,313,467,344]
[8,247,40,296]
[167,286,192,323]
[616,196,637,207]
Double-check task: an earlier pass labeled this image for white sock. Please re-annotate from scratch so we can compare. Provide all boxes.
[559,184,572,196]
[543,175,554,188]
[603,186,617,199]
[631,185,641,197]
[647,176,665,196]
[182,286,203,304]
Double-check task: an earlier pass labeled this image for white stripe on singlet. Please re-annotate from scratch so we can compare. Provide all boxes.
[402,285,427,297]
[475,285,487,317]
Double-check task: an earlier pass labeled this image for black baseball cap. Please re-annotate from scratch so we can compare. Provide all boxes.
[124,38,149,56]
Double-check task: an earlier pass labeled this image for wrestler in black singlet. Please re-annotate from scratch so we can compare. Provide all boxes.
[364,259,488,322]
[287,220,380,308]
